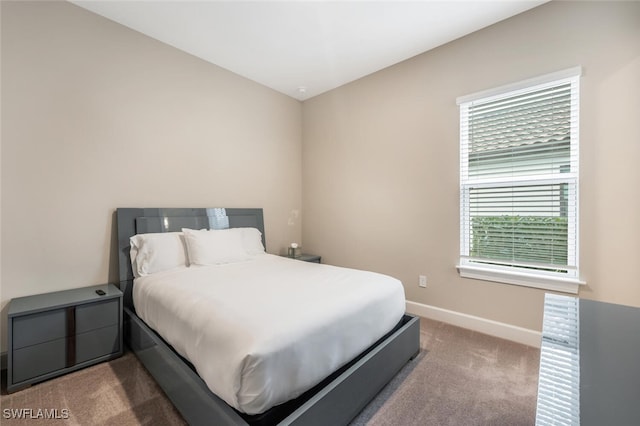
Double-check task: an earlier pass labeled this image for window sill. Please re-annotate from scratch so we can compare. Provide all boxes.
[456,264,585,294]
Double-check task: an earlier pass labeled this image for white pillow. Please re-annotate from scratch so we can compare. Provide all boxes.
[130,232,188,277]
[241,227,265,255]
[182,228,251,265]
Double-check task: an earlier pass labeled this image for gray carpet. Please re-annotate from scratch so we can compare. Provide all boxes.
[1,317,540,425]
[351,318,540,426]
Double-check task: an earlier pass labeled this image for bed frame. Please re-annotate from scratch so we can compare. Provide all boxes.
[116,207,420,426]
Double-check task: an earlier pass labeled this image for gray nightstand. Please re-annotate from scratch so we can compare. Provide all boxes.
[7,283,123,393]
[283,253,321,263]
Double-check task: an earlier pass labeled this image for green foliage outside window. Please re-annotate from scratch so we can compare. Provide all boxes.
[471,216,568,266]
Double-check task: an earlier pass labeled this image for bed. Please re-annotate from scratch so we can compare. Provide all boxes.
[116,208,420,425]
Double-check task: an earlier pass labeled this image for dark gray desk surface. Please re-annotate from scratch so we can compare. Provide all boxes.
[537,294,640,426]
[580,298,640,426]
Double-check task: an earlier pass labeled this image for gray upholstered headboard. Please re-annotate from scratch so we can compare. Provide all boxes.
[116,208,265,308]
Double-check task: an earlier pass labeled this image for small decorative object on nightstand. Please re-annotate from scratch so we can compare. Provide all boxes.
[287,242,301,258]
[7,283,123,393]
[283,243,320,263]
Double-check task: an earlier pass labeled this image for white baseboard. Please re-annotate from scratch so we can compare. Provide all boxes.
[406,300,542,348]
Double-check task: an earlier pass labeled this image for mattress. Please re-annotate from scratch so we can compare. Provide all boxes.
[133,254,405,415]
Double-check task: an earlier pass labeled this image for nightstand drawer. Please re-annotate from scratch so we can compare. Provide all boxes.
[12,338,66,383]
[76,299,119,333]
[77,325,120,364]
[12,309,67,349]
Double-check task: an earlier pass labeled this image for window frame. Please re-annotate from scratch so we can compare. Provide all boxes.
[456,67,585,294]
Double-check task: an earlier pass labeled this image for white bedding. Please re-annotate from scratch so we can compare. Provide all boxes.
[133,254,405,415]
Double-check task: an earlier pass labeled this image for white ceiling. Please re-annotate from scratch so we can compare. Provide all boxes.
[71,1,547,100]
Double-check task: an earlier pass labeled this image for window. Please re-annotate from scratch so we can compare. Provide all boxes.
[457,68,584,293]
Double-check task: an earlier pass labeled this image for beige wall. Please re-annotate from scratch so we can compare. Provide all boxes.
[1,1,302,352]
[2,1,639,355]
[302,1,640,332]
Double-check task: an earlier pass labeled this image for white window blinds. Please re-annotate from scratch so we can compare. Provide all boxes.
[536,293,580,425]
[458,69,580,287]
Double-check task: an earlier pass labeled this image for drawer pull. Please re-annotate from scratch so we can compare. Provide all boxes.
[66,307,76,367]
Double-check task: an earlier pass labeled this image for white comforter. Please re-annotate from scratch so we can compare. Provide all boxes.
[133,254,405,415]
